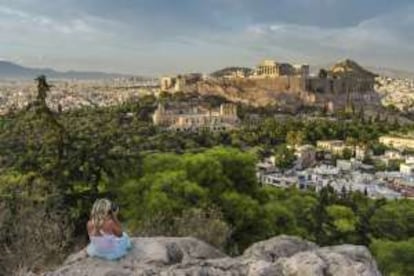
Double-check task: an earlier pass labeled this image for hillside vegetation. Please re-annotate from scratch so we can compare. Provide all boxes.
[0,79,414,275]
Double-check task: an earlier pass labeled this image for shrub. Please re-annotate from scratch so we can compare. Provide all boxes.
[173,207,231,250]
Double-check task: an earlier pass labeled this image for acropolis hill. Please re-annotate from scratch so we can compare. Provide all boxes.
[161,59,381,112]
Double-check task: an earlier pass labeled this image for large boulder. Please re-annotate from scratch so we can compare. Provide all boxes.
[242,235,318,262]
[46,236,381,276]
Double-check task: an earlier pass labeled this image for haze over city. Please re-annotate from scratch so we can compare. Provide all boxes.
[0,0,413,74]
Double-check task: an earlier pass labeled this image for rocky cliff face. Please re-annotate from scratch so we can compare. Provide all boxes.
[45,235,381,276]
[183,78,382,113]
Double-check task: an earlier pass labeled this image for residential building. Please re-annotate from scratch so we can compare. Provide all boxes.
[377,150,405,166]
[355,146,371,160]
[384,150,403,160]
[256,159,278,175]
[336,158,362,172]
[336,160,353,171]
[259,173,297,188]
[295,144,316,169]
[379,135,414,151]
[400,163,414,176]
[316,140,352,155]
[376,76,414,112]
[406,156,414,164]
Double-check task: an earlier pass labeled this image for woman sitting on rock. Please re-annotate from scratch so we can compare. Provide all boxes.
[86,198,132,260]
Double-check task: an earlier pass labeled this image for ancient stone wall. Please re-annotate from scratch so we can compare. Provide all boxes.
[213,77,306,93]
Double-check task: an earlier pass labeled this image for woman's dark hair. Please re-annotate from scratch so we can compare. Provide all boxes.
[111,202,119,213]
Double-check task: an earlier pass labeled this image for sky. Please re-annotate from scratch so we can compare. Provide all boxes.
[0,0,413,75]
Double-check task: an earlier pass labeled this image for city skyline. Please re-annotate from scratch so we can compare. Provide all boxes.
[0,0,413,75]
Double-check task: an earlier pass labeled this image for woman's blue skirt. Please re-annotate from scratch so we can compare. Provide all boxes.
[86,232,132,260]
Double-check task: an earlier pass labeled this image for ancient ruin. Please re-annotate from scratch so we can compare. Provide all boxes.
[152,102,239,132]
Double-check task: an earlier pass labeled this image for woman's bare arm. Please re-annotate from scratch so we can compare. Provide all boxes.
[87,220,94,236]
[109,220,123,237]
[110,214,123,237]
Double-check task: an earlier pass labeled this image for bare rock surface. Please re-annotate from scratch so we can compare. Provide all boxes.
[46,235,381,276]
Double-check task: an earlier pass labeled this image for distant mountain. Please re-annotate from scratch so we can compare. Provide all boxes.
[0,60,132,80]
[331,59,377,78]
[311,60,414,80]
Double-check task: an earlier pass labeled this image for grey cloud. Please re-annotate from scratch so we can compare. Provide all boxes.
[0,0,413,73]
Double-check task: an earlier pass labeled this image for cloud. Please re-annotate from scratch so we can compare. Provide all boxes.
[0,0,413,73]
[237,5,414,68]
[0,5,96,36]
[0,5,28,17]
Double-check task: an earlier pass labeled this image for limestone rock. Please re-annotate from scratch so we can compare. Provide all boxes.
[276,251,327,276]
[241,235,318,262]
[318,245,382,276]
[45,236,381,276]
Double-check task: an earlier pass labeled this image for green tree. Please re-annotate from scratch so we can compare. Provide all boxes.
[219,191,262,254]
[326,205,358,242]
[173,207,231,249]
[370,200,414,241]
[273,144,296,169]
[371,238,414,276]
[183,153,230,199]
[313,185,337,245]
[35,75,50,104]
[285,193,318,238]
[205,147,259,195]
[262,202,296,236]
[342,147,354,159]
[318,69,328,79]
[286,130,305,146]
[121,170,207,232]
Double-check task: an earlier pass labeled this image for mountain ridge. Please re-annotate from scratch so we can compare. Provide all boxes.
[0,60,132,80]
[311,61,414,79]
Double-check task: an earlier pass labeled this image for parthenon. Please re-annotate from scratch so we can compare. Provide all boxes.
[254,60,310,78]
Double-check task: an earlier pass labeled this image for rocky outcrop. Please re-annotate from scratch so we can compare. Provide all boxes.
[330,59,377,78]
[46,235,381,276]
